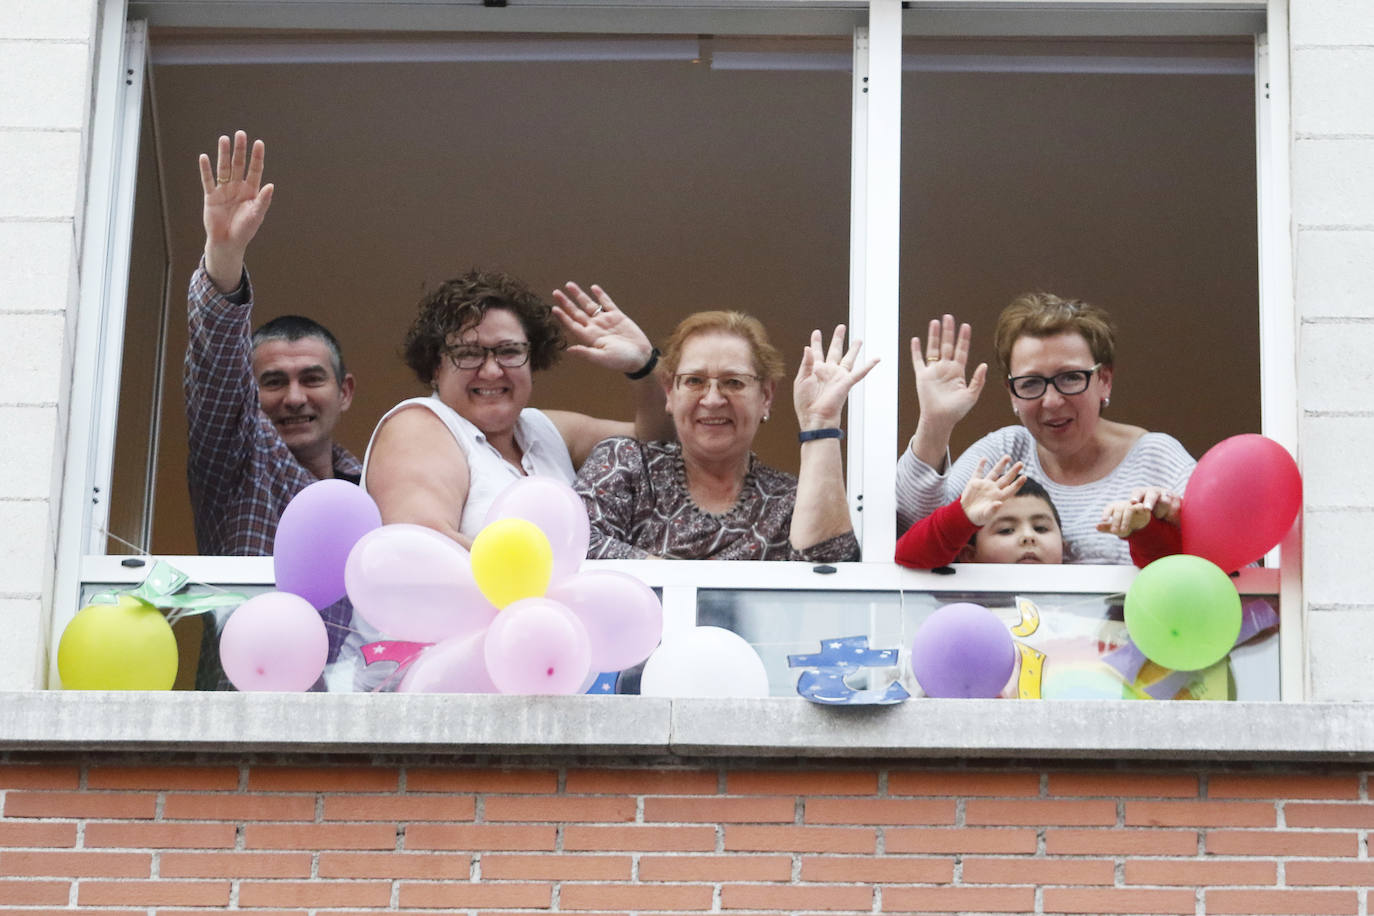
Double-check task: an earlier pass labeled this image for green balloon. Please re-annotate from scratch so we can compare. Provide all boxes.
[1124,555,1242,672]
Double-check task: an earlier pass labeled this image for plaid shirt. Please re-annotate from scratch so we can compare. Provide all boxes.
[184,258,361,557]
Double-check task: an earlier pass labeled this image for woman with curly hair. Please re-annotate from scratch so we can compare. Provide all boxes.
[362,273,668,546]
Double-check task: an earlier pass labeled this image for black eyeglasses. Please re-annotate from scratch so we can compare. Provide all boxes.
[444,342,531,370]
[1007,364,1102,400]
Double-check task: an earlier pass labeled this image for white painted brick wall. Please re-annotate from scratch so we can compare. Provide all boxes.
[1300,415,1374,508]
[1295,229,1374,318]
[1291,1,1374,700]
[0,0,99,689]
[0,599,46,692]
[1292,0,1374,48]
[1297,322,1374,412]
[1304,510,1374,608]
[1307,608,1374,701]
[0,43,90,130]
[1292,48,1374,136]
[1293,138,1374,226]
[0,501,53,598]
[0,131,83,221]
[0,222,75,314]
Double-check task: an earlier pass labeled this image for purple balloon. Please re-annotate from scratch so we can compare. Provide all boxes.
[910,603,1015,699]
[398,631,498,694]
[345,523,496,643]
[484,477,591,584]
[219,591,329,692]
[547,570,662,671]
[483,598,591,695]
[274,479,382,609]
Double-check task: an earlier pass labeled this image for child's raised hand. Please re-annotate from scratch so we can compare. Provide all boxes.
[1097,499,1152,539]
[1131,486,1182,525]
[959,456,1026,527]
[1097,488,1181,539]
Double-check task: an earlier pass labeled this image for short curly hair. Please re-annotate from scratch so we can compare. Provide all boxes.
[993,291,1116,378]
[403,269,565,385]
[657,311,785,384]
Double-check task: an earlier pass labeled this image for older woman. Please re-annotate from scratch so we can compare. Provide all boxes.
[362,272,668,545]
[896,293,1194,564]
[576,311,875,561]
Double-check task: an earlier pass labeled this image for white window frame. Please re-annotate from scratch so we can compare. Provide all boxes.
[60,0,1292,697]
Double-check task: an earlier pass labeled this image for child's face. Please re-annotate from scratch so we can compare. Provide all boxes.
[968,495,1064,564]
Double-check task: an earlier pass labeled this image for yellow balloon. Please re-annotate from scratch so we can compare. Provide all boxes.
[470,518,554,609]
[57,595,178,690]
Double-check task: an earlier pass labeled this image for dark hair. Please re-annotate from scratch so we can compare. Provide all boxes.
[252,315,347,381]
[657,310,785,384]
[403,269,564,385]
[965,476,1062,549]
[993,292,1116,379]
[1013,477,1062,531]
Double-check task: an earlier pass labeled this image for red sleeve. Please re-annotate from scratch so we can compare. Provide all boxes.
[895,500,980,569]
[1127,516,1183,568]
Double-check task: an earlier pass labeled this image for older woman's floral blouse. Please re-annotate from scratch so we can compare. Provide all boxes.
[575,437,860,562]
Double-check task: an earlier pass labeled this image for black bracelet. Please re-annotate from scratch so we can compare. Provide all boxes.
[798,428,844,443]
[626,347,660,380]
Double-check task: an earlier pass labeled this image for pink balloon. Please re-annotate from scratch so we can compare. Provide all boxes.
[274,479,382,609]
[484,477,590,583]
[344,523,497,643]
[219,591,329,692]
[1181,434,1302,573]
[398,631,498,694]
[483,598,591,695]
[547,570,662,671]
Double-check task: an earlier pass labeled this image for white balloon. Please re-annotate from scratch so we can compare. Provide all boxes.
[640,626,770,698]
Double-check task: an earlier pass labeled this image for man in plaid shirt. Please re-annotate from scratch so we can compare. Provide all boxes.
[185,130,359,558]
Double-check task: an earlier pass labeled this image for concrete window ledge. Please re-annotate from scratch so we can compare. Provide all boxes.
[1,692,1372,761]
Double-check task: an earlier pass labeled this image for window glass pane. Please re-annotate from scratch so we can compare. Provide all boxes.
[699,587,1279,700]
[896,37,1260,465]
[141,31,854,554]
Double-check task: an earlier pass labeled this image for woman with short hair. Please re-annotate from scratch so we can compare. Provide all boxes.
[576,311,875,560]
[896,292,1194,564]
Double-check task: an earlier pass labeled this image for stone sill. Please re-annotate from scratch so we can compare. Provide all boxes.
[0,692,1369,761]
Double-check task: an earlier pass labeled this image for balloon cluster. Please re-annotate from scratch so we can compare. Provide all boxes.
[907,435,1299,698]
[1125,434,1299,672]
[224,476,663,694]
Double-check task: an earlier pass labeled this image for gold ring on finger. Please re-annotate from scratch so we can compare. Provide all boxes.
[216,176,230,186]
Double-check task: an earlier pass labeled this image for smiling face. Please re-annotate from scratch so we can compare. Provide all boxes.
[665,331,775,467]
[965,493,1065,564]
[432,307,534,440]
[1007,331,1113,460]
[252,336,354,460]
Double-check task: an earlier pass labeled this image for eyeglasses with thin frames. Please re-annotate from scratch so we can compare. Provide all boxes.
[1006,363,1102,400]
[673,373,763,396]
[444,341,532,370]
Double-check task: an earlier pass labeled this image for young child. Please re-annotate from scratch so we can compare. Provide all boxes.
[894,457,1182,569]
[894,457,1064,568]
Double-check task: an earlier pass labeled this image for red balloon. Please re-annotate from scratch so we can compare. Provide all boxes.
[1180,434,1301,573]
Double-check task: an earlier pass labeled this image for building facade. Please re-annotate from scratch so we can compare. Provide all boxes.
[4,1,1374,913]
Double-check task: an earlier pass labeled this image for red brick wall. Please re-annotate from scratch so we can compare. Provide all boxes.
[0,755,1367,915]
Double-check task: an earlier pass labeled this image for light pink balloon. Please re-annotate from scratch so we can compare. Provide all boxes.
[344,523,497,643]
[484,477,591,583]
[483,598,591,695]
[219,591,329,692]
[547,570,662,671]
[398,631,498,694]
